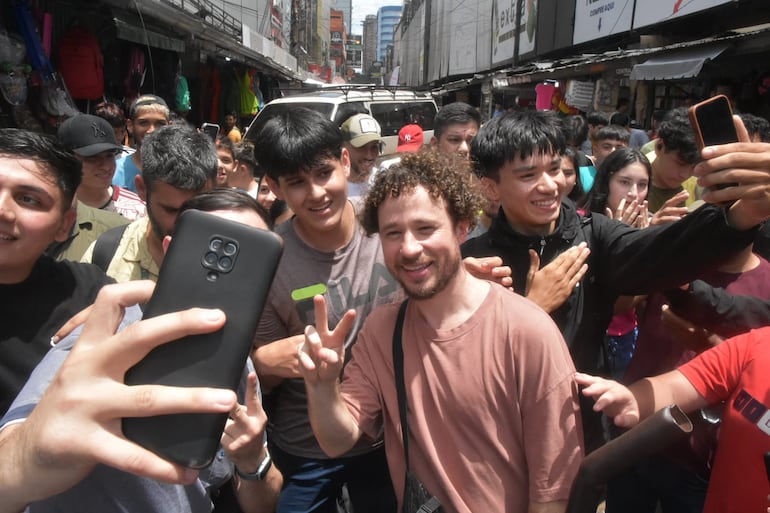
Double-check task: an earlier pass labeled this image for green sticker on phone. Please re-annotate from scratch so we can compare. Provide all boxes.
[291,283,328,302]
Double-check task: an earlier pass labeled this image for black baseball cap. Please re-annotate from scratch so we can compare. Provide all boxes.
[58,114,121,157]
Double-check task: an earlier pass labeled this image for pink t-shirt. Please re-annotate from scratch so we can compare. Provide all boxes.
[341,284,584,512]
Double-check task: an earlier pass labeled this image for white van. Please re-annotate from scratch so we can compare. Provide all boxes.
[243,86,438,157]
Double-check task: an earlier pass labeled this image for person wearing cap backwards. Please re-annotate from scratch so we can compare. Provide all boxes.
[0,128,114,414]
[58,114,146,221]
[340,113,382,198]
[112,95,170,193]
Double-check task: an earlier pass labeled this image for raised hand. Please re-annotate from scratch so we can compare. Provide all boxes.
[650,190,689,226]
[525,243,590,313]
[298,295,356,385]
[221,372,269,473]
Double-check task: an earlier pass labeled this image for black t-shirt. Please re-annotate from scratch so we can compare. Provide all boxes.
[0,257,113,414]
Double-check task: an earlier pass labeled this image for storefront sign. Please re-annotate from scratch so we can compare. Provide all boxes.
[633,0,734,30]
[517,0,537,58]
[573,0,633,45]
[491,0,517,66]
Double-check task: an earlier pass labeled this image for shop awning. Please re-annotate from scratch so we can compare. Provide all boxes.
[629,45,728,80]
[113,10,185,53]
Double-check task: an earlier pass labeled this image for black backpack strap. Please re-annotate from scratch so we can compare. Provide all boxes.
[392,299,411,469]
[92,223,128,272]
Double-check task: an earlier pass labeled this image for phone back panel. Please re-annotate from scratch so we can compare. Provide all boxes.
[122,209,283,468]
[689,94,739,148]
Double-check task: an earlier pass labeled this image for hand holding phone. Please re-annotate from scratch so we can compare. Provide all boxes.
[688,95,739,150]
[201,122,220,141]
[688,95,740,191]
[122,210,282,468]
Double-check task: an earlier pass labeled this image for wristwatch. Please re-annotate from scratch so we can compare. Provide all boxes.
[235,447,273,481]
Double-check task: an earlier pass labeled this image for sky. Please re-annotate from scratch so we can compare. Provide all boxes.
[350,0,402,34]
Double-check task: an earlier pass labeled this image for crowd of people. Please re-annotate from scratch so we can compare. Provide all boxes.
[2,91,770,513]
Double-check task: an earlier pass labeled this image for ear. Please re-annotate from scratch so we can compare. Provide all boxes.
[126,118,134,136]
[340,147,351,179]
[479,176,501,203]
[430,136,438,150]
[161,235,172,254]
[54,206,78,243]
[656,141,665,155]
[265,175,284,201]
[455,219,471,244]
[135,175,147,201]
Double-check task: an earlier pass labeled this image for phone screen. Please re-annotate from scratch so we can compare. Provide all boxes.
[693,96,738,147]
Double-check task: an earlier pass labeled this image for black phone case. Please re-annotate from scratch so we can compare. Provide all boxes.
[122,209,283,468]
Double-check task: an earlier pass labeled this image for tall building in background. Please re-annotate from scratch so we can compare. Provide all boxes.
[362,14,377,77]
[330,8,347,73]
[377,5,402,62]
[330,0,352,35]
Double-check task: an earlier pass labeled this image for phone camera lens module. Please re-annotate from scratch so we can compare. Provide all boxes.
[218,256,233,271]
[204,252,218,266]
[223,242,237,256]
[210,238,223,251]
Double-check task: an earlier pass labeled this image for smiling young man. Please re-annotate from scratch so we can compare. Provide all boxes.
[112,95,170,193]
[58,114,146,221]
[250,108,401,513]
[340,113,382,198]
[462,110,767,451]
[0,129,113,414]
[298,150,583,513]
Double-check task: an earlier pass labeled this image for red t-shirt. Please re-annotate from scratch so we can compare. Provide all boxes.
[678,327,770,513]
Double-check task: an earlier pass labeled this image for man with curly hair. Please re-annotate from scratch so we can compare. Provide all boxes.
[298,151,584,513]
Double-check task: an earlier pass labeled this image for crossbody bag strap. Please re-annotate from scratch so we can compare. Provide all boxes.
[392,299,411,469]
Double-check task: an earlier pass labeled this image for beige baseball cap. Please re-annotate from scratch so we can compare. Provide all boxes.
[340,114,381,147]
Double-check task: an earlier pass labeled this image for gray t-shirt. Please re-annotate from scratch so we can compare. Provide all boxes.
[255,213,402,459]
[1,305,252,513]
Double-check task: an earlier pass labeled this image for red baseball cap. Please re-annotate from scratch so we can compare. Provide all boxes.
[397,124,424,153]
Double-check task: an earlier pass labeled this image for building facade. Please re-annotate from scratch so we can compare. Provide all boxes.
[363,14,378,79]
[376,5,402,62]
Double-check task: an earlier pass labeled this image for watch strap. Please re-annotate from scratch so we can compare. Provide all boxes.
[234,447,272,481]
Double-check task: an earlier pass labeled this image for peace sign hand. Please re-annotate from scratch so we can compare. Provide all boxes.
[298,295,356,386]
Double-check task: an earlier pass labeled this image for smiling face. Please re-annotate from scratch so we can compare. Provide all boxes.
[344,140,380,183]
[127,107,169,149]
[216,146,237,187]
[78,150,117,191]
[379,185,466,300]
[0,156,75,283]
[265,151,352,248]
[483,152,564,236]
[607,161,650,212]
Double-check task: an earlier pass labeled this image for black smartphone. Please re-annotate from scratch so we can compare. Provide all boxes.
[122,209,283,468]
[201,122,220,142]
[688,94,739,149]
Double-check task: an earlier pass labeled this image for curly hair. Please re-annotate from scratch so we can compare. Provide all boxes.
[360,151,483,235]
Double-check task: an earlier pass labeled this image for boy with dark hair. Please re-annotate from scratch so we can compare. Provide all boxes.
[430,102,481,158]
[0,129,112,413]
[592,124,630,168]
[582,110,609,156]
[462,110,769,450]
[252,107,400,513]
[646,107,701,212]
[82,124,217,282]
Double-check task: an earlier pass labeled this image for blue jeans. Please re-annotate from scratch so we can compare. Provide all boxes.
[606,327,638,381]
[271,444,396,513]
